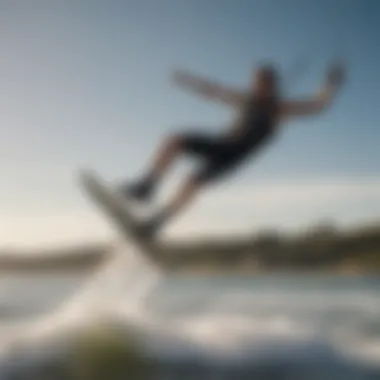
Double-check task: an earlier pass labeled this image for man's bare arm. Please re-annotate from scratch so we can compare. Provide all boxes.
[280,63,345,120]
[170,69,247,107]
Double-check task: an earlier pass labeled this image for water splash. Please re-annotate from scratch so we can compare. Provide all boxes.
[0,236,163,356]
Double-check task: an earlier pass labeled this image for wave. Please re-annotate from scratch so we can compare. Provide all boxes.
[0,238,379,380]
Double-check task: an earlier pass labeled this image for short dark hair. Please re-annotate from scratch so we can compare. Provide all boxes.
[254,63,281,103]
[257,63,278,81]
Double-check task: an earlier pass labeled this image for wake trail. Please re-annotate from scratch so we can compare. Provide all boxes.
[59,237,163,319]
[0,239,164,353]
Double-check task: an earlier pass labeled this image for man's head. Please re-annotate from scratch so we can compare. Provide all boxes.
[251,64,279,98]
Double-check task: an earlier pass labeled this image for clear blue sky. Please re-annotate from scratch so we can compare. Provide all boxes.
[1,0,379,247]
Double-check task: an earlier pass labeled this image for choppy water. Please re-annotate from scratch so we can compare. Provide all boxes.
[0,242,379,379]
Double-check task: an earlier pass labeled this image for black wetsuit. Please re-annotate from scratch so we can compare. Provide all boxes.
[181,96,278,184]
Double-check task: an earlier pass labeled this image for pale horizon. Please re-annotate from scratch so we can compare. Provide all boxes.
[2,176,380,250]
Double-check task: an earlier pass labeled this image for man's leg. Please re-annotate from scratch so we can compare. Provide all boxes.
[133,146,239,240]
[121,134,186,201]
[134,174,201,239]
[122,131,218,202]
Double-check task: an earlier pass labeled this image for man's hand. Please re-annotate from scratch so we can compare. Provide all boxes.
[170,68,221,96]
[170,69,196,87]
[280,60,347,120]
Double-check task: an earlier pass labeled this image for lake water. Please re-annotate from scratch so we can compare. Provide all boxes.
[0,244,379,379]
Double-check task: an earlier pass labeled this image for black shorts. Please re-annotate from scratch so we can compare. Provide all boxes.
[181,131,260,184]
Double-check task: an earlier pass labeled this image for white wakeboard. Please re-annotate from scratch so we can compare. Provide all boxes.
[78,169,162,268]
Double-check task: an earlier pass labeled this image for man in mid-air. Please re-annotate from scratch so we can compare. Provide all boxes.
[121,61,345,240]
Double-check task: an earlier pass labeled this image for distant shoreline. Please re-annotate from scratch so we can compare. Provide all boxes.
[1,221,380,274]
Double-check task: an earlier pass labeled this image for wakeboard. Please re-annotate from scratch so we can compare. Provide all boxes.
[78,169,161,267]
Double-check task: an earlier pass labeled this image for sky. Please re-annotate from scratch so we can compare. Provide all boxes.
[0,0,379,248]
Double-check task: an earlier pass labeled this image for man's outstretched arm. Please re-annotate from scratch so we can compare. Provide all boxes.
[280,62,346,120]
[170,69,247,108]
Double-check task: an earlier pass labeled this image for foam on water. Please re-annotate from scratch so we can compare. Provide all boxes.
[0,238,162,356]
[0,238,379,379]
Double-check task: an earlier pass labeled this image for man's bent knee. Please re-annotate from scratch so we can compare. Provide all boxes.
[165,133,186,152]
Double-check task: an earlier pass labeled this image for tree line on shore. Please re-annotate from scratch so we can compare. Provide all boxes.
[1,221,379,273]
[159,222,380,272]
